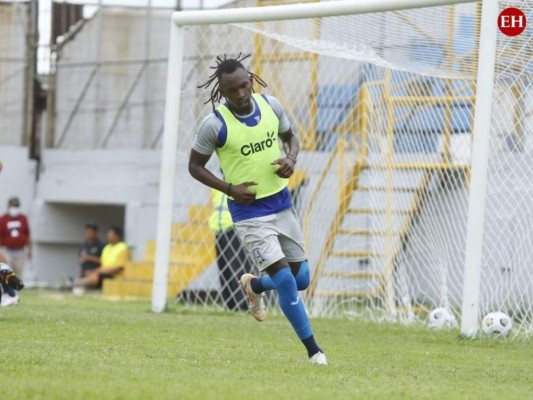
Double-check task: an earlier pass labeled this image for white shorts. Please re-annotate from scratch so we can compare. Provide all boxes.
[234,207,307,271]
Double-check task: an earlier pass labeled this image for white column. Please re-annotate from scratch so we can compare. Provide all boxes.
[151,21,185,313]
[460,0,500,337]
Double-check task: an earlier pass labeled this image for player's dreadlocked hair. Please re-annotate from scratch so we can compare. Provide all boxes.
[197,53,267,111]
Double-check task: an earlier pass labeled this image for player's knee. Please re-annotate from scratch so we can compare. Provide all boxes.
[295,260,310,290]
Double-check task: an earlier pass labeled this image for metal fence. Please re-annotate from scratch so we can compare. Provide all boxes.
[46,5,173,149]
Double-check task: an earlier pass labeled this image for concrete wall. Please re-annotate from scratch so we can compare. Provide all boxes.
[31,201,125,283]
[0,146,37,281]
[54,8,171,149]
[0,3,28,145]
[30,147,216,284]
[0,146,37,217]
[5,144,334,288]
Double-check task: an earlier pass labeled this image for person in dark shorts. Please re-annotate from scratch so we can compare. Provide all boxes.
[79,222,105,278]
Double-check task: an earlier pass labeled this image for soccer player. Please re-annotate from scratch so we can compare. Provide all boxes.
[189,54,327,365]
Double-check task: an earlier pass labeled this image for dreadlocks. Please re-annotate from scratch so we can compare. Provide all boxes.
[197,53,267,111]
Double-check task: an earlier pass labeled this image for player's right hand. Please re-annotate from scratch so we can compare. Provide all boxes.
[231,182,258,205]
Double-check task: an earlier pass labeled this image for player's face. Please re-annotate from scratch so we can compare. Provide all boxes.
[107,229,119,244]
[84,228,97,242]
[218,68,253,114]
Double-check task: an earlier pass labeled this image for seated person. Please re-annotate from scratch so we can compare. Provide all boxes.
[74,226,128,293]
[79,222,105,277]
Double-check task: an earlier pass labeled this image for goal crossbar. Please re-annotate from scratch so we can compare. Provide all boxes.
[172,0,477,26]
[153,0,497,339]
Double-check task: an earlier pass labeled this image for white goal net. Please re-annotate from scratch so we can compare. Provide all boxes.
[150,0,533,337]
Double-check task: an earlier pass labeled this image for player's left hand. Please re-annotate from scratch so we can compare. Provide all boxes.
[271,157,295,178]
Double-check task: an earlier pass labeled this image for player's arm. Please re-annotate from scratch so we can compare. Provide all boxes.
[271,127,298,178]
[81,253,101,263]
[280,127,299,162]
[188,150,257,205]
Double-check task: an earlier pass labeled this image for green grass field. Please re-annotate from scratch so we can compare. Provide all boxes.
[1,290,532,400]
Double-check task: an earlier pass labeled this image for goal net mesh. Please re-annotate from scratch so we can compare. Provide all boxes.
[161,0,533,336]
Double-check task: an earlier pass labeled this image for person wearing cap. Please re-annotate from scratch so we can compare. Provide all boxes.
[79,222,105,278]
[0,197,31,278]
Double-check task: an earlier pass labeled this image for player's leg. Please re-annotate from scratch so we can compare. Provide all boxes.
[237,210,326,363]
[74,269,100,287]
[264,259,325,364]
[268,208,325,363]
[7,249,25,277]
[249,207,310,293]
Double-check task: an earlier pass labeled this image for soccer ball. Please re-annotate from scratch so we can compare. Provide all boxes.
[428,307,457,329]
[482,312,512,337]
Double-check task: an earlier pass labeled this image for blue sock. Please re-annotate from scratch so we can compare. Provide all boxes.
[250,261,311,293]
[250,275,274,294]
[270,267,312,341]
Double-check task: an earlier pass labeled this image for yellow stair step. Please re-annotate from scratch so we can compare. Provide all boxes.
[123,262,206,281]
[337,228,394,236]
[322,271,381,279]
[103,266,212,298]
[171,223,214,243]
[188,205,213,224]
[331,250,385,258]
[346,208,414,215]
[144,241,216,263]
[123,261,154,280]
[288,169,306,192]
[358,186,417,193]
[313,290,379,298]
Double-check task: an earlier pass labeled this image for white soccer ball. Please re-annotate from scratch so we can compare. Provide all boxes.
[428,307,457,329]
[482,311,512,337]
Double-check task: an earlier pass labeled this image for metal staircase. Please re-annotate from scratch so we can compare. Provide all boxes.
[307,75,473,315]
[309,155,434,310]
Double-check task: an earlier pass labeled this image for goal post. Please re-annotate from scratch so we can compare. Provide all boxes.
[154,0,533,338]
[153,0,478,313]
[460,0,499,337]
[151,20,186,312]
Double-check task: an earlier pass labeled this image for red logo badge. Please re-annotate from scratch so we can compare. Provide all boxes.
[498,8,527,36]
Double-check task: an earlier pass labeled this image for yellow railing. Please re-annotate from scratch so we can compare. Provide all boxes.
[303,138,347,249]
[305,74,475,301]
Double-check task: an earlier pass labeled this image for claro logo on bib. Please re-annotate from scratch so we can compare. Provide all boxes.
[240,131,276,156]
